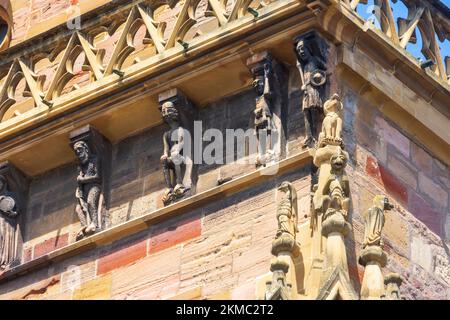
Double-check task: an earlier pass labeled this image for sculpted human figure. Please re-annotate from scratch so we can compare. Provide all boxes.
[253,63,274,167]
[73,141,101,240]
[160,101,189,205]
[0,175,19,269]
[276,181,298,240]
[318,94,343,147]
[294,35,327,148]
[321,152,350,221]
[363,196,393,248]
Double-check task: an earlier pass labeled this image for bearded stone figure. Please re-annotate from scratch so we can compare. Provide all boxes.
[160,101,189,205]
[0,175,19,270]
[73,141,101,240]
[294,32,327,148]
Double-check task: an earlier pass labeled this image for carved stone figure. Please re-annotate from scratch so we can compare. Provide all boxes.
[70,125,111,239]
[247,51,287,168]
[73,140,101,240]
[318,94,343,148]
[321,152,350,222]
[161,101,189,204]
[159,89,195,206]
[0,175,19,270]
[275,181,298,241]
[253,63,274,167]
[363,195,393,248]
[294,32,327,148]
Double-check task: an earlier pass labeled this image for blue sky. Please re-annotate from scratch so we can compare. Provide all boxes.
[356,0,449,65]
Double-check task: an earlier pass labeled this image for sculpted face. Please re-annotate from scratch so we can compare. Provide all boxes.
[331,153,347,172]
[74,141,90,165]
[161,101,179,123]
[296,40,310,61]
[324,94,342,114]
[253,77,264,96]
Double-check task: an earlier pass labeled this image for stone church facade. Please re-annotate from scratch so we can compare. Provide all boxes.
[0,0,448,299]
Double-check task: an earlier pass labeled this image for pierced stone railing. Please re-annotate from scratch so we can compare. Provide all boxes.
[340,0,449,84]
[0,0,288,125]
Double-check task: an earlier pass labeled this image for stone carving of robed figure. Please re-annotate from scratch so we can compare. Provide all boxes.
[0,175,19,270]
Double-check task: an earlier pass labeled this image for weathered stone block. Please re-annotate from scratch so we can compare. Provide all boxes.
[379,165,408,205]
[111,245,181,299]
[231,281,256,300]
[61,260,97,293]
[374,117,410,158]
[410,236,433,272]
[22,247,33,263]
[418,172,448,208]
[387,153,417,190]
[73,274,112,300]
[411,143,433,176]
[33,233,69,258]
[365,155,382,184]
[383,209,410,252]
[149,215,201,254]
[97,238,147,275]
[408,192,443,237]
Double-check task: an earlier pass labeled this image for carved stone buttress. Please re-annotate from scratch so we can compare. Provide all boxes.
[159,89,196,206]
[70,125,111,241]
[293,31,328,148]
[308,93,357,300]
[265,182,300,300]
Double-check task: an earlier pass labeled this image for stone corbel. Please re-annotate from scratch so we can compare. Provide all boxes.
[69,125,112,240]
[0,161,29,269]
[158,88,197,206]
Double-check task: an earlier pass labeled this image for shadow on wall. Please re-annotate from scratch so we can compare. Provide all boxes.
[25,163,79,243]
